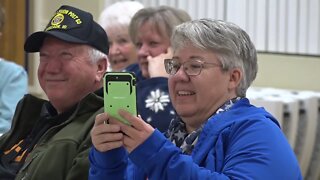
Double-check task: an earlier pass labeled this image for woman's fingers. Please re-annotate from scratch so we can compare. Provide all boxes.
[118,110,154,153]
[91,112,124,152]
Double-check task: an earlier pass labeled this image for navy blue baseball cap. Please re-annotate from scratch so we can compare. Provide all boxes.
[24,5,109,55]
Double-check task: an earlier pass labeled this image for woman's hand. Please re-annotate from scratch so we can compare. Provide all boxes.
[91,112,124,152]
[147,47,173,78]
[118,110,155,153]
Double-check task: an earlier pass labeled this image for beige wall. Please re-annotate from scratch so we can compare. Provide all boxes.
[29,0,105,22]
[253,54,320,91]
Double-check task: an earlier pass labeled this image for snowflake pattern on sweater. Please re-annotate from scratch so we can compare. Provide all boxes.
[125,64,175,132]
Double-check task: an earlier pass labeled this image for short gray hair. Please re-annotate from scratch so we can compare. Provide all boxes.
[88,47,108,64]
[129,6,191,45]
[98,1,144,31]
[171,19,257,97]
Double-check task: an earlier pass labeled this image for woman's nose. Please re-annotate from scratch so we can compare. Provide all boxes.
[137,44,149,57]
[109,44,120,55]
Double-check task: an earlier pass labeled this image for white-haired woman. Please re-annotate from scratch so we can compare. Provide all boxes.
[98,1,143,71]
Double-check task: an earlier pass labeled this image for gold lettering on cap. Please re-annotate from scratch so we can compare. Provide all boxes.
[67,11,78,19]
[45,25,61,31]
[45,8,83,31]
[58,9,69,15]
[67,11,82,25]
[75,19,82,24]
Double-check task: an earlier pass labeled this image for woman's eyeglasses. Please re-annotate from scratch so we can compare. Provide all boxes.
[164,58,221,76]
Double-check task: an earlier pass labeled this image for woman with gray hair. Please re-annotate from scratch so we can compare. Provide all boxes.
[89,19,302,179]
[98,1,144,71]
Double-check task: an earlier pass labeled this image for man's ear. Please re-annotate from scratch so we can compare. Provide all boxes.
[228,68,242,90]
[96,57,108,81]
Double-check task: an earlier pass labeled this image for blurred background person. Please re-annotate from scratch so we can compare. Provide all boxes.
[125,6,191,132]
[98,1,143,72]
[0,4,28,135]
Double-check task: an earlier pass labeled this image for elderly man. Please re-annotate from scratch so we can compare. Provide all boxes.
[0,5,109,180]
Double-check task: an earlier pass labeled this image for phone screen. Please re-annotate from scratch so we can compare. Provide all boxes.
[103,72,137,125]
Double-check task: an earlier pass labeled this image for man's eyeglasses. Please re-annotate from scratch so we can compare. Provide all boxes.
[164,58,222,76]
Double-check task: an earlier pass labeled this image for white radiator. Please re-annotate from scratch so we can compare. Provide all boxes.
[247,87,320,180]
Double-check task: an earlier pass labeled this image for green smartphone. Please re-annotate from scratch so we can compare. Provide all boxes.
[103,72,137,125]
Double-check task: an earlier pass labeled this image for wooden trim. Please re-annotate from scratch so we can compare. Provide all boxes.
[0,0,26,67]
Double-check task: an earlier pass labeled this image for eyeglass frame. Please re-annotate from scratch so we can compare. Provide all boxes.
[164,58,222,76]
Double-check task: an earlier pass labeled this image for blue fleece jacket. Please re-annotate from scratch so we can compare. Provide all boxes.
[89,98,302,179]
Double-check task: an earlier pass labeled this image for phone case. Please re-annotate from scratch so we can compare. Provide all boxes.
[103,72,137,125]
